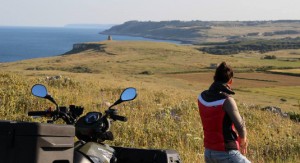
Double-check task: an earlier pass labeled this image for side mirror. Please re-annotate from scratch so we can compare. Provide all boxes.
[109,87,137,108]
[31,84,48,98]
[120,87,137,101]
[31,84,58,107]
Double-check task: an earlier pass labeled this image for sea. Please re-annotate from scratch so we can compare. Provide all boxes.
[0,26,179,63]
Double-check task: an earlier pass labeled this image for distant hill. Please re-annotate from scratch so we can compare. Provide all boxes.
[101,20,300,44]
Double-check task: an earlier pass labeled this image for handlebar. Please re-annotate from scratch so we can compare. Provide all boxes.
[28,111,53,117]
[111,114,127,122]
[28,105,83,124]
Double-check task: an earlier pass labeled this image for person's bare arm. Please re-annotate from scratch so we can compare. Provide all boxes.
[223,97,246,138]
[223,97,248,154]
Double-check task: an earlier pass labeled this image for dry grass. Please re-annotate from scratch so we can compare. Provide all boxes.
[0,41,299,162]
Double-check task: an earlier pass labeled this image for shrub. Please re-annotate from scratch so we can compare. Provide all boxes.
[263,55,277,59]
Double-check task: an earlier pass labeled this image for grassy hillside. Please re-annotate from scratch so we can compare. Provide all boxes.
[0,41,299,162]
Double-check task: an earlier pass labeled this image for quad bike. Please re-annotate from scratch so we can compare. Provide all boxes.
[0,84,181,163]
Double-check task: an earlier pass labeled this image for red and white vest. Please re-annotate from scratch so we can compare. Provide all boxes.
[198,94,239,151]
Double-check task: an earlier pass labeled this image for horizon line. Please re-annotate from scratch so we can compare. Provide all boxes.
[2,19,300,28]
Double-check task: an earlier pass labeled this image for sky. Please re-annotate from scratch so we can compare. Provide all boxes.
[0,0,300,27]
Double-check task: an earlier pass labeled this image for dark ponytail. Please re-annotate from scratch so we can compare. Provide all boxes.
[214,62,233,83]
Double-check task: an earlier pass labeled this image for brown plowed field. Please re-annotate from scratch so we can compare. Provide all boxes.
[166,72,300,88]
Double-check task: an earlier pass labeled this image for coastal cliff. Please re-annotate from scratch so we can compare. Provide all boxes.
[101,20,300,44]
[64,43,106,55]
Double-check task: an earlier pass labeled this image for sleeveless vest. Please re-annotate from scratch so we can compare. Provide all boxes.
[198,82,239,151]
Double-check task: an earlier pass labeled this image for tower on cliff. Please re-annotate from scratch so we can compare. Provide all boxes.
[107,35,112,41]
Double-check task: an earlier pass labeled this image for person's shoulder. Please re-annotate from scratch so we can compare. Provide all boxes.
[224,96,237,106]
[227,96,235,101]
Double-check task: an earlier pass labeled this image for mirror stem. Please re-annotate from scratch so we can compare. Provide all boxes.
[46,95,59,110]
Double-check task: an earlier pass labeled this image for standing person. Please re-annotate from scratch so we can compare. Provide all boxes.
[198,62,251,163]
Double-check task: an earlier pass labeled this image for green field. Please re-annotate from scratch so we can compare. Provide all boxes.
[0,41,299,162]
